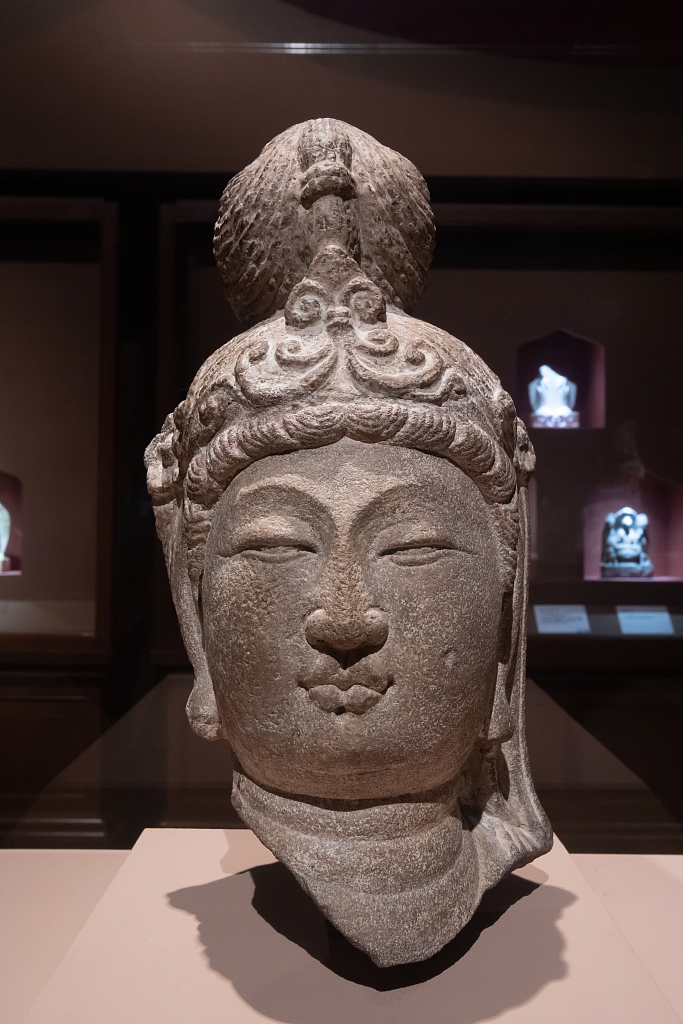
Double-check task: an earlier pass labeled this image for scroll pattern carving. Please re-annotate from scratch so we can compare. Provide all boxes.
[235,244,466,407]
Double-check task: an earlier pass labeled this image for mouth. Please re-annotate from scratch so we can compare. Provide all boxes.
[299,675,393,716]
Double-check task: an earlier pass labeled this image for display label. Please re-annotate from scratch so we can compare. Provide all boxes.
[616,606,674,635]
[534,605,590,634]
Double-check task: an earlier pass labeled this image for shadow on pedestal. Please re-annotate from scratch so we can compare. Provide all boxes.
[169,860,575,1023]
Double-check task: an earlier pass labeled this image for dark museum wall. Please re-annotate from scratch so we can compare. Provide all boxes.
[2,0,683,177]
[0,265,100,607]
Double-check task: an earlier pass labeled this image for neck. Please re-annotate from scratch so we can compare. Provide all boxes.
[232,769,481,967]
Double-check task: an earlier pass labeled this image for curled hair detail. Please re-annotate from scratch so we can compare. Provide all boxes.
[449,421,496,474]
[390,404,457,452]
[144,414,178,505]
[344,401,409,442]
[282,404,346,446]
[152,399,522,508]
[182,494,214,583]
[347,333,444,395]
[238,413,295,460]
[204,428,249,487]
[476,446,518,507]
[187,450,224,507]
[513,417,536,487]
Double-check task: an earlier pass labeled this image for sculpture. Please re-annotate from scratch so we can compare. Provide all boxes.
[0,501,10,573]
[600,506,653,578]
[146,119,552,967]
[528,364,579,428]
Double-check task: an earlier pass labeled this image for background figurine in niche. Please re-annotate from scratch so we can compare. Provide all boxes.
[528,364,579,428]
[146,118,551,968]
[600,507,653,578]
[582,422,683,581]
[0,471,22,574]
[0,501,10,572]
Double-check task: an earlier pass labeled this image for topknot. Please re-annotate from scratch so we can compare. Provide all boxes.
[213,118,435,326]
[147,122,534,590]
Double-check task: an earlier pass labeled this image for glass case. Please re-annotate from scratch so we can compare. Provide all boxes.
[0,198,116,650]
[2,181,681,856]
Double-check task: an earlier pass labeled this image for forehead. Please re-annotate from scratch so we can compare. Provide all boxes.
[220,437,487,519]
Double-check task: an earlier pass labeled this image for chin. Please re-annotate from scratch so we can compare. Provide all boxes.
[232,727,466,802]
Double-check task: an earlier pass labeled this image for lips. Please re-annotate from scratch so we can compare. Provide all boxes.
[307,683,384,715]
[299,670,393,716]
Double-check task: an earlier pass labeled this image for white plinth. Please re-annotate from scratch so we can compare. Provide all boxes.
[23,829,682,1024]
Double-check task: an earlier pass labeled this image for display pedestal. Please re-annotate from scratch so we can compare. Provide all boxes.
[23,829,681,1024]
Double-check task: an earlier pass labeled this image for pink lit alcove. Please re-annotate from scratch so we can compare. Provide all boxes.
[584,473,683,581]
[517,329,606,430]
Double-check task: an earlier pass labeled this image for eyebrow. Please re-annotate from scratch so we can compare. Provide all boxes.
[231,472,448,527]
[230,475,330,516]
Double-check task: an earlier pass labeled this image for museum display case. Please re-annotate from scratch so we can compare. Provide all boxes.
[1,2,683,1016]
[0,470,22,575]
[0,177,680,856]
[0,198,119,845]
[0,198,117,650]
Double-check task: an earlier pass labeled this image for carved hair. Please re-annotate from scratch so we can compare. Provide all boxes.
[214,118,435,325]
[146,312,532,595]
[147,389,528,589]
[146,122,534,594]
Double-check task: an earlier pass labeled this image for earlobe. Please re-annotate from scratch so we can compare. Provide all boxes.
[187,663,226,741]
[483,592,516,742]
[167,524,227,741]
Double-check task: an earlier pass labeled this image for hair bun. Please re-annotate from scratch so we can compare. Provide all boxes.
[213,118,435,326]
[299,160,356,209]
[297,118,357,209]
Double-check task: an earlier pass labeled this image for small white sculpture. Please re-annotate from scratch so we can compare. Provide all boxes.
[528,364,579,428]
[600,506,653,578]
[0,501,10,573]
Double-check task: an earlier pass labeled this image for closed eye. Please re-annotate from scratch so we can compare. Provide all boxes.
[379,542,462,566]
[237,541,317,563]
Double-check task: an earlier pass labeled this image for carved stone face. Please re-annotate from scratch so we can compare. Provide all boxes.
[202,437,504,800]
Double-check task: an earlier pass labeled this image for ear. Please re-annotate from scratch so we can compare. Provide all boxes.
[156,503,227,742]
[468,481,553,888]
[482,519,522,744]
[485,591,515,742]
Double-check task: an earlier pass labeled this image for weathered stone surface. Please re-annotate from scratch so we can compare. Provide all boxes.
[146,118,552,967]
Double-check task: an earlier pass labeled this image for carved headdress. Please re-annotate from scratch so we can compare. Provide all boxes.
[145,118,551,965]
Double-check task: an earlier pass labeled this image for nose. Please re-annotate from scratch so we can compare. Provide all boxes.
[305,606,389,669]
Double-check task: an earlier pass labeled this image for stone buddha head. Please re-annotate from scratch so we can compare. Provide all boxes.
[146,119,551,967]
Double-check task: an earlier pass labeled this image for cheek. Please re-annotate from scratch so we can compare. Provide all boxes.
[378,552,500,630]
[202,557,312,691]
[376,554,501,696]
